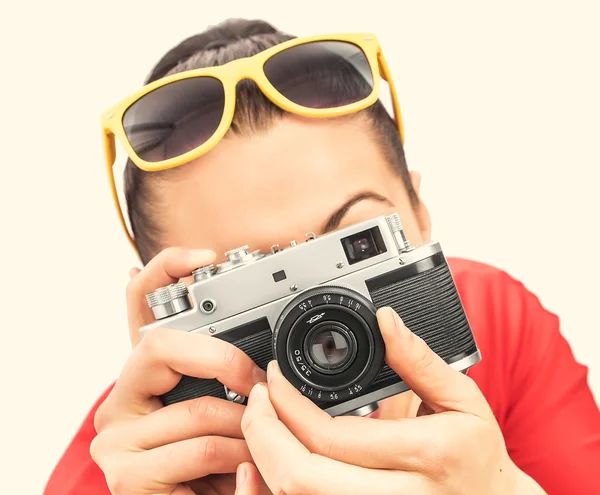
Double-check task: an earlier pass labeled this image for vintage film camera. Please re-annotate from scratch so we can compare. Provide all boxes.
[141,213,481,417]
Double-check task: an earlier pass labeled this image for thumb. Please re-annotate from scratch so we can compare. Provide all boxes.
[376,307,486,416]
[234,462,263,495]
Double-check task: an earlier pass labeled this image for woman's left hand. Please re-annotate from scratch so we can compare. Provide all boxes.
[234,307,547,495]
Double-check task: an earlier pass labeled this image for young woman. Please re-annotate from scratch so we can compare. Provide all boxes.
[44,19,600,495]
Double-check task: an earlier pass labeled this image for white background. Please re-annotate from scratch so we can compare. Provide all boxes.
[1,1,599,493]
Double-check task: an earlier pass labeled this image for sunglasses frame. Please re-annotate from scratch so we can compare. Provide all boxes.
[101,33,405,254]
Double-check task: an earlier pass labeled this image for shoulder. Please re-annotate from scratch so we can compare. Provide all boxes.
[448,256,529,293]
[446,257,559,415]
[447,255,557,348]
[447,256,552,330]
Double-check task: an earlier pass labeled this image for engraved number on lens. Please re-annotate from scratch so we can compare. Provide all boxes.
[294,349,312,376]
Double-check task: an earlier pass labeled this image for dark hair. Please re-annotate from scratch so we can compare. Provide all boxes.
[124,18,417,263]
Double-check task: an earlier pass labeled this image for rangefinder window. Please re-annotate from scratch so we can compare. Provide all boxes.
[341,226,387,265]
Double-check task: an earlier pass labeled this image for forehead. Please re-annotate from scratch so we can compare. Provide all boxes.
[158,116,401,256]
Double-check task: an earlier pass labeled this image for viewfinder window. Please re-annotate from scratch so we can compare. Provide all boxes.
[341,226,387,265]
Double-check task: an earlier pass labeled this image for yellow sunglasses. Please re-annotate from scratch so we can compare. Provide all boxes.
[101,33,405,253]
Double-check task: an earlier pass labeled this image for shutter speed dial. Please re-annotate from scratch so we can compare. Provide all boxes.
[146,282,191,320]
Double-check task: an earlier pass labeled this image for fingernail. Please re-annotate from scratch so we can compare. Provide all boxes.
[236,463,247,487]
[267,360,279,384]
[248,382,267,403]
[128,267,140,280]
[392,309,409,336]
[382,307,409,337]
[253,365,267,384]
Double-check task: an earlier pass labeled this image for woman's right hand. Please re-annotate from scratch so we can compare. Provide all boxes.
[90,247,268,495]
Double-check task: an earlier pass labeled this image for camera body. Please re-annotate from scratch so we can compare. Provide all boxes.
[141,213,481,417]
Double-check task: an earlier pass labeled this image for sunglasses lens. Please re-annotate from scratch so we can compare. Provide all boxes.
[123,77,225,163]
[263,41,374,109]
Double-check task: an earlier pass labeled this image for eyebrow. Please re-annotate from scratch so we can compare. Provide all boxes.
[322,191,394,234]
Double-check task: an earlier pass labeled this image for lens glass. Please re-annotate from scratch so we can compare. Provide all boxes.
[263,41,374,109]
[123,77,225,163]
[308,326,351,370]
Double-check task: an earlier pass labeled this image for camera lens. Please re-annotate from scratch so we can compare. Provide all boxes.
[305,322,356,374]
[273,286,385,404]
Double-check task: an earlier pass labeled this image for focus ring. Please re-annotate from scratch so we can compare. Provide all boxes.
[273,286,385,404]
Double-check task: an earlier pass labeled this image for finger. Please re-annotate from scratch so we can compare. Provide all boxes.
[97,396,246,451]
[235,463,262,495]
[241,383,309,489]
[242,383,416,495]
[377,307,488,416]
[126,247,216,332]
[187,475,235,495]
[417,400,435,417]
[97,328,265,425]
[171,485,196,495]
[139,436,252,485]
[266,360,463,471]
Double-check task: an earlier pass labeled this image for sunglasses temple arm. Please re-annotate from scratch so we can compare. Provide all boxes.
[377,52,405,145]
[103,131,142,260]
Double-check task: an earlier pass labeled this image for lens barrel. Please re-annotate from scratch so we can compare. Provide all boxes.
[273,286,385,403]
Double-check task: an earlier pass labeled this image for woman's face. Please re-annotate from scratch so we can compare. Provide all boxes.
[156,115,431,261]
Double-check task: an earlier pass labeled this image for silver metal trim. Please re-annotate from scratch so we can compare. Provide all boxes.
[343,402,379,417]
[146,283,190,320]
[200,299,217,314]
[193,265,216,282]
[224,386,246,404]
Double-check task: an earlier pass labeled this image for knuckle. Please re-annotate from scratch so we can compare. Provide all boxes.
[89,429,121,466]
[411,335,436,371]
[222,343,242,369]
[198,436,218,462]
[461,375,482,398]
[104,463,129,495]
[422,437,455,478]
[187,396,220,419]
[280,463,309,495]
[88,434,104,464]
[93,397,116,433]
[138,326,169,358]
[311,425,336,458]
[93,405,108,433]
[469,416,494,444]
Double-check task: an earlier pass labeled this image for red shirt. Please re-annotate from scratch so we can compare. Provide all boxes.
[44,258,600,494]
